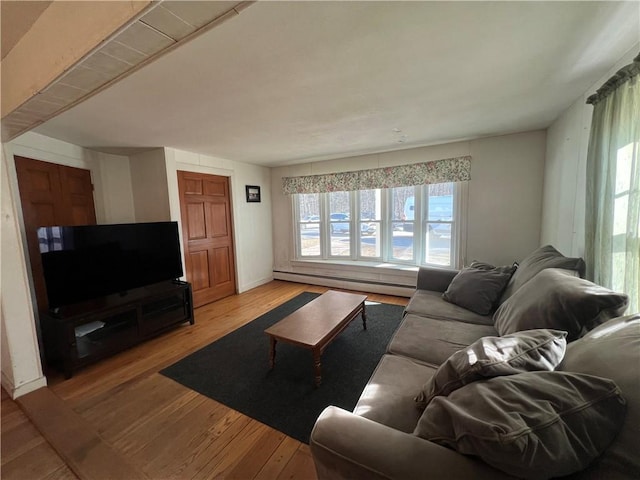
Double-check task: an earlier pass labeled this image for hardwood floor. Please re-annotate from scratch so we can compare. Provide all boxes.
[2,281,408,479]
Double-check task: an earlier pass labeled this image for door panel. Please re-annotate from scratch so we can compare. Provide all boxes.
[186,202,207,240]
[209,203,228,237]
[204,179,225,196]
[213,247,232,283]
[14,156,97,313]
[178,171,236,307]
[188,250,211,290]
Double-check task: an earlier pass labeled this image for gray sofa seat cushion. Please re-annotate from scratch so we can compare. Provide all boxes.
[354,354,436,434]
[499,244,586,305]
[388,314,497,367]
[494,268,629,341]
[557,314,640,479]
[404,290,494,326]
[414,371,626,479]
[415,329,567,409]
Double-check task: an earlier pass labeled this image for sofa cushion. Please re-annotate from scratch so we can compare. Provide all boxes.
[404,290,494,326]
[499,245,586,305]
[557,314,640,479]
[494,268,629,341]
[469,260,518,274]
[442,265,515,315]
[354,354,437,433]
[388,314,497,366]
[414,371,626,479]
[414,329,567,409]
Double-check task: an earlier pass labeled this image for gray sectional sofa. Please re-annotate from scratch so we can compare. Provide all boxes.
[310,245,639,479]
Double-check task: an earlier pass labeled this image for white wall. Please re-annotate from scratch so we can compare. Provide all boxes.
[130,149,171,222]
[541,44,639,257]
[271,130,546,290]
[164,148,274,293]
[86,150,135,224]
[1,145,47,398]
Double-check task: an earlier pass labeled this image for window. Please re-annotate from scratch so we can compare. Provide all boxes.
[585,56,639,313]
[294,182,461,268]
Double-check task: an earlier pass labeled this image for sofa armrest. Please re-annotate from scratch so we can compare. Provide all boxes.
[310,406,513,480]
[416,266,459,293]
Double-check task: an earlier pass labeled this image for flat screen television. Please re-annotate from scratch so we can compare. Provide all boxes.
[38,222,184,309]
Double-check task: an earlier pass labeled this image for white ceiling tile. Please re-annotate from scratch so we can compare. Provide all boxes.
[20,95,66,115]
[58,65,111,92]
[114,21,175,56]
[42,82,86,102]
[99,40,148,66]
[140,5,196,41]
[81,51,132,77]
[160,1,239,29]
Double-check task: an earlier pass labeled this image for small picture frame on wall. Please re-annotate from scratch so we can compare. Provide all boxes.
[246,185,261,203]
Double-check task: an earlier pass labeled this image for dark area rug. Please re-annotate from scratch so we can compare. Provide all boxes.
[160,292,405,443]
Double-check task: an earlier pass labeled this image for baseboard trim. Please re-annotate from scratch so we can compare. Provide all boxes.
[238,275,274,294]
[1,372,47,399]
[273,271,414,297]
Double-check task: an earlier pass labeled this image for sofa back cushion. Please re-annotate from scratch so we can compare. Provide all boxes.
[557,314,640,479]
[499,245,586,305]
[494,269,629,341]
[414,371,626,479]
[414,329,567,409]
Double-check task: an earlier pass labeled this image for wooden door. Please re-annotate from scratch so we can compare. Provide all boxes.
[14,156,97,313]
[177,171,237,308]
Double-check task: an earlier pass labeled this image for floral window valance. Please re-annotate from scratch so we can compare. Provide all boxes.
[282,155,471,194]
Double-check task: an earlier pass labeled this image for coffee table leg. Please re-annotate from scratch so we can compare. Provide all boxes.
[362,302,367,330]
[313,350,322,387]
[269,337,277,369]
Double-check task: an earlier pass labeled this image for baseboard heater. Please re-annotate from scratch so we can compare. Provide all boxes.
[273,270,415,298]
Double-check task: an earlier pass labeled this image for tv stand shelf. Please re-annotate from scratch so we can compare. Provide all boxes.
[41,281,194,378]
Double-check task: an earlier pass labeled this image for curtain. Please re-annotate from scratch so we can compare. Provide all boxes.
[585,53,640,313]
[282,156,471,194]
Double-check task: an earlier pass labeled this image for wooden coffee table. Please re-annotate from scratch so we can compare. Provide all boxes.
[264,291,367,387]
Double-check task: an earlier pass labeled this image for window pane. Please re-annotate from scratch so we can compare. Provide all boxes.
[297,193,321,257]
[359,190,381,258]
[329,191,350,256]
[425,223,451,265]
[425,183,454,267]
[299,193,320,220]
[391,187,415,261]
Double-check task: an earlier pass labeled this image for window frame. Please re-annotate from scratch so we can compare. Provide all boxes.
[294,183,463,269]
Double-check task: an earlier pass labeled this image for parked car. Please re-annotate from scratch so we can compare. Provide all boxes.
[330,213,350,233]
[302,215,320,228]
[329,213,376,235]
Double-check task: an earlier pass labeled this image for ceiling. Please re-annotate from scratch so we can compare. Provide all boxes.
[31,1,640,167]
[0,1,52,60]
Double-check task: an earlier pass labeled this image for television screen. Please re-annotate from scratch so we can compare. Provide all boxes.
[38,222,184,309]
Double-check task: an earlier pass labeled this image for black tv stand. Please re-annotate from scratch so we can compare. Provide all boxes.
[41,281,194,378]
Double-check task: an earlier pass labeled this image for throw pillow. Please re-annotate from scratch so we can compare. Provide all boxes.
[414,371,627,479]
[469,260,518,275]
[499,245,586,305]
[494,268,629,341]
[442,263,516,315]
[414,329,567,409]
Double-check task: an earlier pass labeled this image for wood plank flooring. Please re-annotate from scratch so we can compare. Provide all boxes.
[2,281,408,479]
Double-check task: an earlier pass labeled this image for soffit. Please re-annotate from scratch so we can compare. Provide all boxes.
[1,1,252,142]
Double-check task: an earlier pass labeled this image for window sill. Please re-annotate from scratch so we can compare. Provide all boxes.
[290,258,418,273]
